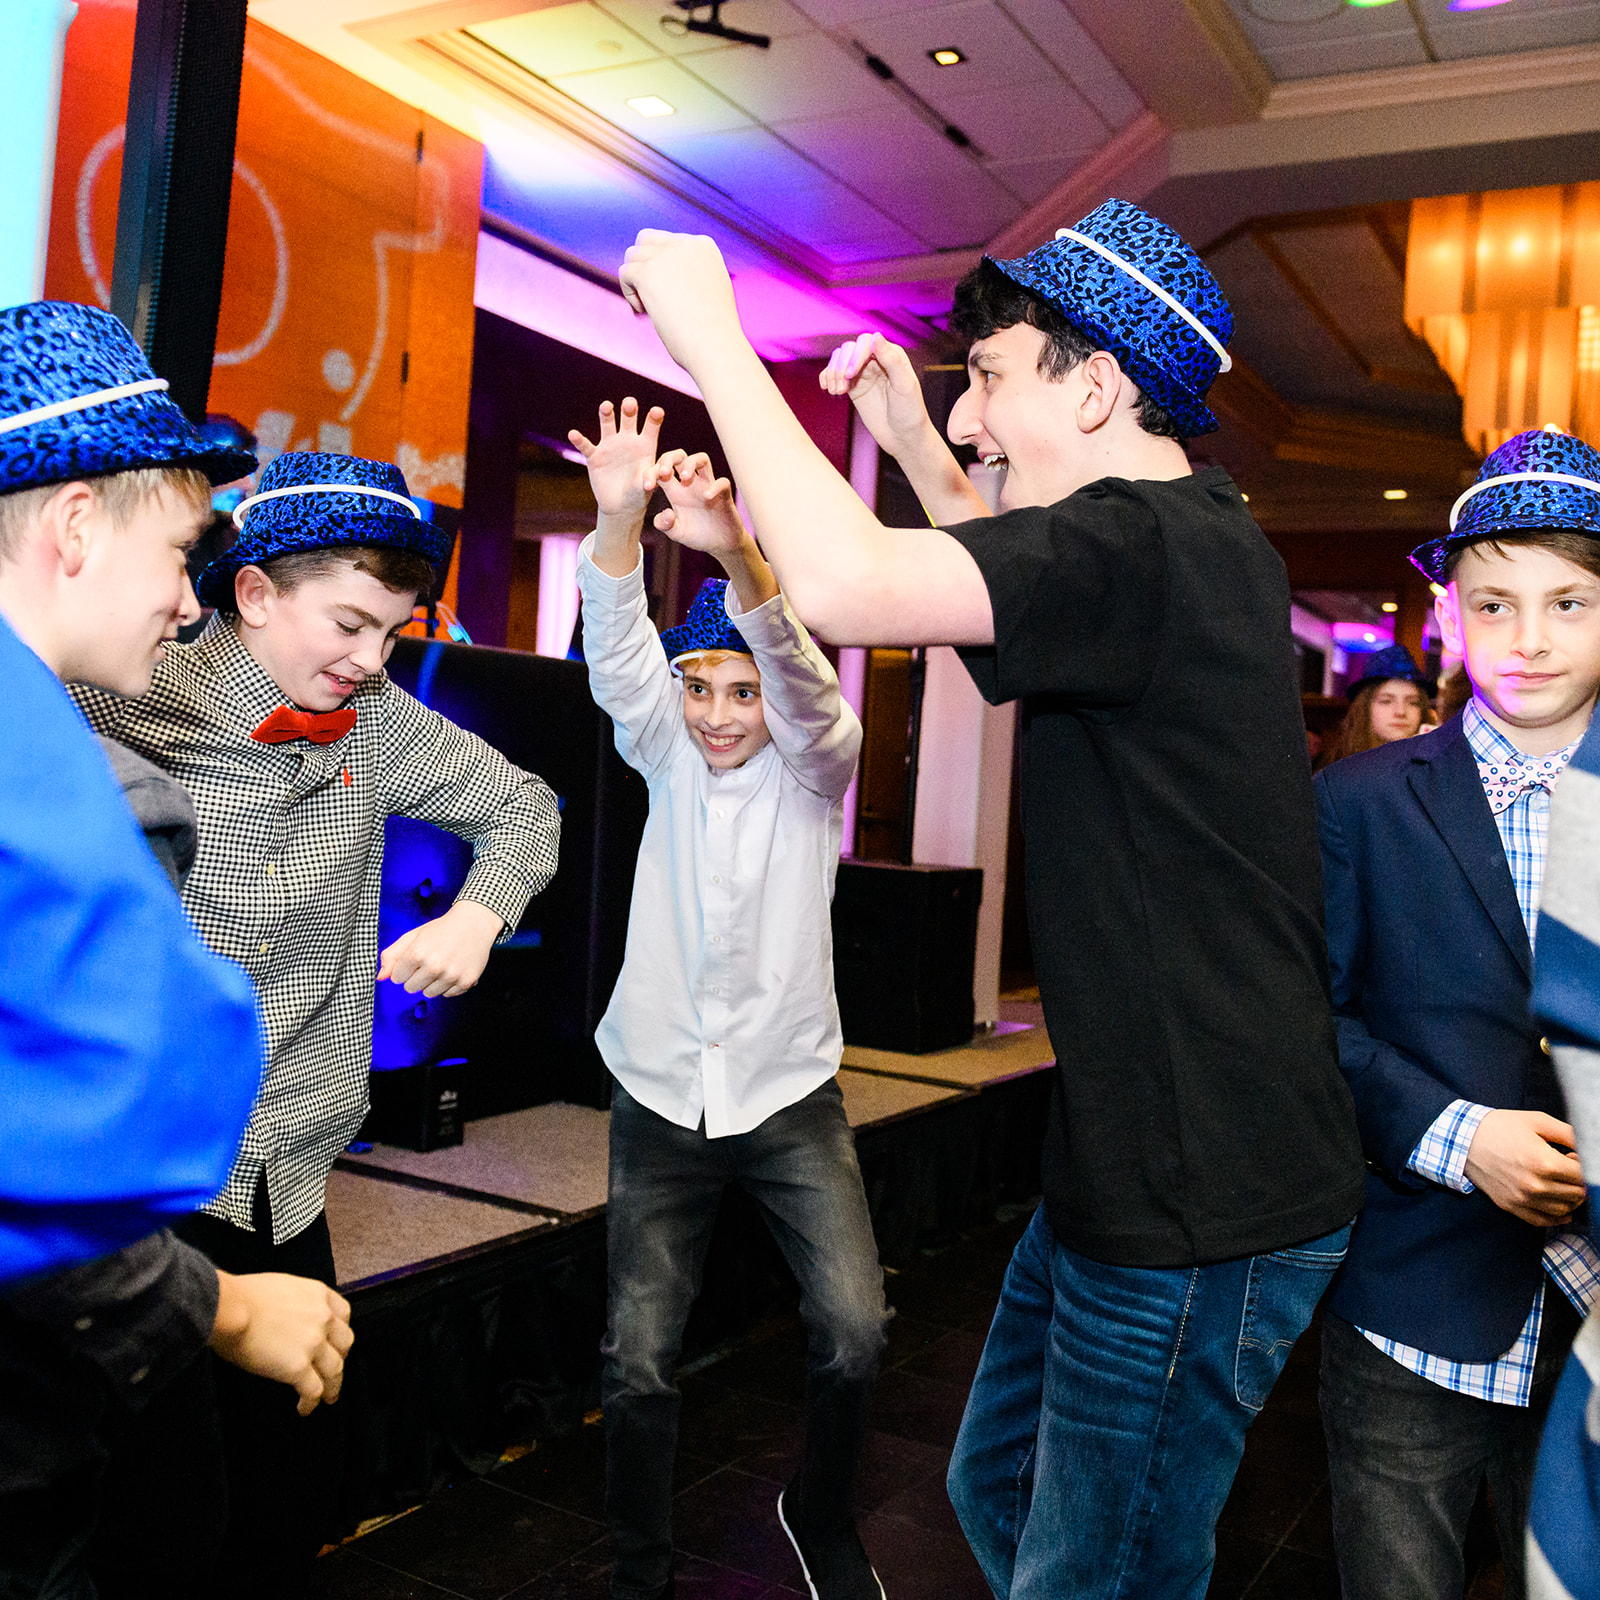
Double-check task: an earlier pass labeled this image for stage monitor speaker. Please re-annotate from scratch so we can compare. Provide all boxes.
[111,0,248,420]
[831,861,982,1055]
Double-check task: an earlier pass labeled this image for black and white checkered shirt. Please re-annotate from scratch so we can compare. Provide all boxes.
[73,618,560,1242]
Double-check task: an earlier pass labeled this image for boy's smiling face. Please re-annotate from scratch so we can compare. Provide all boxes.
[679,653,771,770]
[233,561,419,710]
[1438,539,1600,749]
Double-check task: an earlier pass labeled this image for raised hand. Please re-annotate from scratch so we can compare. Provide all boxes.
[569,397,665,519]
[618,231,743,371]
[653,450,746,556]
[819,332,934,459]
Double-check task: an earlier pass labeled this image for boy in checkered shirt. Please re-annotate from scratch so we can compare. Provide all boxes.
[569,398,885,1600]
[1315,429,1600,1599]
[75,448,561,1597]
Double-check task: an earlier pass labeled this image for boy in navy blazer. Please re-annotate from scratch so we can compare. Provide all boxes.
[1316,428,1600,1600]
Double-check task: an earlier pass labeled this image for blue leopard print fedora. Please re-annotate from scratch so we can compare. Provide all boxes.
[987,198,1233,438]
[1410,428,1600,583]
[660,577,751,668]
[195,450,450,608]
[1355,643,1430,692]
[0,301,255,494]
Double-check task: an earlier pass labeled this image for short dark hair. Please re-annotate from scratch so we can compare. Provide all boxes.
[1441,529,1600,586]
[214,544,437,616]
[949,259,1184,442]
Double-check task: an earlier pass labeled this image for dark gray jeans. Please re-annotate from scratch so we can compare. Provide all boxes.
[602,1078,887,1600]
[1320,1295,1580,1600]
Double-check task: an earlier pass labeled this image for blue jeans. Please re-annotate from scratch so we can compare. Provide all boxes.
[947,1204,1350,1600]
[602,1079,888,1600]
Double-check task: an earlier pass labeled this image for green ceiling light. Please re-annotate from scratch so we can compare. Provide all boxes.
[1345,0,1403,7]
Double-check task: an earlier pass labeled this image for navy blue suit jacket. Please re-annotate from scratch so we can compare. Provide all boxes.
[1315,714,1566,1361]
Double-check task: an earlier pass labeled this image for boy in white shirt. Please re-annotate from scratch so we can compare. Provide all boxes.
[571,397,886,1600]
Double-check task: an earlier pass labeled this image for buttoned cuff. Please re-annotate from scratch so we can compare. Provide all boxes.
[459,863,538,941]
[1408,1098,1493,1193]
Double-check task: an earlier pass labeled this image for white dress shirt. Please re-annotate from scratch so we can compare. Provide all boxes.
[576,534,863,1138]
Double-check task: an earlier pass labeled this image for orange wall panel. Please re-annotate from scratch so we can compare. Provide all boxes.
[45,5,481,508]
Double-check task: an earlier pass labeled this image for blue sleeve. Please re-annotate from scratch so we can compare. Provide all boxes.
[0,633,264,1282]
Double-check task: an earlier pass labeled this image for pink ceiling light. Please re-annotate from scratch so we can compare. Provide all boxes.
[1448,0,1517,9]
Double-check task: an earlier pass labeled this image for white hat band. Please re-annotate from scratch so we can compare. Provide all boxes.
[1448,471,1600,533]
[0,377,170,437]
[233,482,423,529]
[1055,228,1232,375]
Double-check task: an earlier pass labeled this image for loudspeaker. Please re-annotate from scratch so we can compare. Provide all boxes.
[111,0,249,419]
[367,1058,464,1152]
[831,861,982,1054]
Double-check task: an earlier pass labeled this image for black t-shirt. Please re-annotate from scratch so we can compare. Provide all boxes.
[949,466,1363,1268]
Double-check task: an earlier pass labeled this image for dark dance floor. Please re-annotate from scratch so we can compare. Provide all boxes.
[311,1197,1507,1600]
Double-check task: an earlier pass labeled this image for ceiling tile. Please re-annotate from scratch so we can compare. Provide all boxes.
[469,3,659,78]
[996,0,1145,129]
[547,55,754,135]
[847,0,1061,95]
[774,102,1023,248]
[786,0,932,25]
[986,154,1078,207]
[1258,29,1429,78]
[1419,0,1600,60]
[937,76,1106,163]
[677,29,900,121]
[639,123,925,260]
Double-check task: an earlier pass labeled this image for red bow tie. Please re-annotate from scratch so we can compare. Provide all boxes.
[250,705,357,745]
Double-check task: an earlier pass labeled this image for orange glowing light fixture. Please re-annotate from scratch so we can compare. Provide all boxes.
[1405,183,1600,455]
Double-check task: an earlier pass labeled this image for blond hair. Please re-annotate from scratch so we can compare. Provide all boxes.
[674,648,755,676]
[0,465,212,562]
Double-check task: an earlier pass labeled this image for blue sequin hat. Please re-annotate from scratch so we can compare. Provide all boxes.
[195,450,450,608]
[1355,643,1430,692]
[0,301,256,495]
[660,578,751,669]
[986,199,1234,438]
[1410,428,1600,583]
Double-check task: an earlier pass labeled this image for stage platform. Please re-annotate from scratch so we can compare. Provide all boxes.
[321,1012,1055,1529]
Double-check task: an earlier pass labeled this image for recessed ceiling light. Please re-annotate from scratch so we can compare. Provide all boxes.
[1383,488,1408,500]
[1381,601,1399,613]
[1430,583,1448,598]
[626,95,676,117]
[929,47,965,66]
[1240,491,1249,502]
[1364,632,1377,643]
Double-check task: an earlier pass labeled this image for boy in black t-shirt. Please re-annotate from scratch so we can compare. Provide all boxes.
[618,201,1363,1597]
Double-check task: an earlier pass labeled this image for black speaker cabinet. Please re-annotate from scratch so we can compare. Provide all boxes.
[367,1058,464,1152]
[831,861,982,1055]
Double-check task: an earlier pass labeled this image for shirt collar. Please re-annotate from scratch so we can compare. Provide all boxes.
[184,614,381,737]
[1463,697,1581,811]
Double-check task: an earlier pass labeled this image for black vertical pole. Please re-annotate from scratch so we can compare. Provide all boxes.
[110,0,249,422]
[901,646,926,865]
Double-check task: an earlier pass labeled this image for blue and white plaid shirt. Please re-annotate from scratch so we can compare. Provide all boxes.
[1359,699,1598,1405]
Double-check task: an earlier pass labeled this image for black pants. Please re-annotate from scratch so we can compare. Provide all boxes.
[1320,1293,1580,1600]
[168,1180,342,1600]
[603,1080,888,1600]
[0,1344,222,1600]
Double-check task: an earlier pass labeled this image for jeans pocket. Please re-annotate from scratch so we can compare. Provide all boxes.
[1234,1223,1352,1413]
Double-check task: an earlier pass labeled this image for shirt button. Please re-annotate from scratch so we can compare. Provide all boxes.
[1542,1036,1553,1056]
[711,986,721,995]
[265,863,276,876]
[73,1315,93,1333]
[258,942,270,955]
[129,1366,149,1385]
[709,1042,720,1050]
[715,809,725,820]
[711,934,722,944]
[711,875,721,885]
